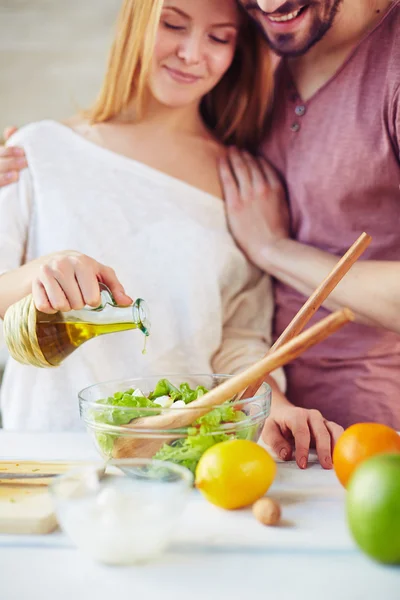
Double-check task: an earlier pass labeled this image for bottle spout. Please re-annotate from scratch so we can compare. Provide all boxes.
[133,298,151,336]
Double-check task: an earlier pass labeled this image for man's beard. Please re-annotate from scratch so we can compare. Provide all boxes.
[246,1,344,57]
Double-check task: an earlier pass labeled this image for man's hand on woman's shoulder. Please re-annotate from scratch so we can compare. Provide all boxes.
[0,126,27,187]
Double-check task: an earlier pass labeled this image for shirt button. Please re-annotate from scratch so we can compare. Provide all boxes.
[290,122,300,132]
[295,105,306,116]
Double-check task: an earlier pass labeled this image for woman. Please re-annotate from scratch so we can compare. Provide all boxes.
[0,0,342,468]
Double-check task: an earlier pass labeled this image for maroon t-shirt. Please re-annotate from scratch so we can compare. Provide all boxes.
[262,2,400,428]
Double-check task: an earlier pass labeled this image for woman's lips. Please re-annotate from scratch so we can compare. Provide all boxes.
[163,66,202,84]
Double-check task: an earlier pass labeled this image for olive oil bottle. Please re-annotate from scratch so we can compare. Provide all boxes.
[4,284,150,368]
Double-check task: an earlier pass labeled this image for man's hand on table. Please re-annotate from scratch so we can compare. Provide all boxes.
[263,396,344,470]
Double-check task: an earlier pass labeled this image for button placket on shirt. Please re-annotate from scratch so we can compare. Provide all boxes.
[288,84,306,132]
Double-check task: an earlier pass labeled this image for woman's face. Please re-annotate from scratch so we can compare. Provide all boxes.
[149,0,240,109]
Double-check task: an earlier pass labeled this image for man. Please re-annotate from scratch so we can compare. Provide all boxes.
[219,0,400,464]
[1,0,399,470]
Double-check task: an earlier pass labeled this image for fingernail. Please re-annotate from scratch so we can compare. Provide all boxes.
[16,157,27,167]
[325,456,332,469]
[280,449,288,460]
[5,171,17,180]
[300,457,307,469]
[12,148,25,157]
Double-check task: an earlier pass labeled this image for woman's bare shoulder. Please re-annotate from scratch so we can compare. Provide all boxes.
[61,115,91,136]
[180,136,228,199]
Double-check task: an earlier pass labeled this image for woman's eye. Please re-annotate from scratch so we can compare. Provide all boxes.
[209,35,230,45]
[163,21,185,31]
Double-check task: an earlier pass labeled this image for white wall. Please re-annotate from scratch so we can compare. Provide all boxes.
[0,0,120,132]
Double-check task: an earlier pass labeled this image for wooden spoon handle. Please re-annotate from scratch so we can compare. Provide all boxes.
[191,308,354,410]
[242,232,371,400]
[129,308,354,432]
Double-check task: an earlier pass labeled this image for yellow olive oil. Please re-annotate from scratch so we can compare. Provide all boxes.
[36,316,147,366]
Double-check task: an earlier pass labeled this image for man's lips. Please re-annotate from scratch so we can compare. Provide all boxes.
[163,66,202,84]
[261,5,309,31]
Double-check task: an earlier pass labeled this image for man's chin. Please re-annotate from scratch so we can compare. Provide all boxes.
[267,36,317,58]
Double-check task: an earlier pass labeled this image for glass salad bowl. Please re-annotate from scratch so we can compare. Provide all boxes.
[49,459,193,565]
[79,374,271,474]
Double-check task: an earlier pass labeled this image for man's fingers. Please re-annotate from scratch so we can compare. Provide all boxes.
[242,152,269,193]
[291,418,311,469]
[262,419,293,461]
[325,420,345,450]
[218,157,241,210]
[0,155,28,172]
[227,148,253,201]
[0,171,18,187]
[3,126,18,141]
[0,146,25,158]
[258,156,283,190]
[308,412,334,469]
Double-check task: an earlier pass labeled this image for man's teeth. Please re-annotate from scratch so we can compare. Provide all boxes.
[269,8,302,22]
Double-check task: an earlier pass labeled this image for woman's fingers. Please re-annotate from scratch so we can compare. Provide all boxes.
[32,279,57,314]
[36,265,71,313]
[97,264,133,306]
[32,251,132,313]
[73,261,102,308]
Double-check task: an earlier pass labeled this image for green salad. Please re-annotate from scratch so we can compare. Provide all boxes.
[92,379,257,473]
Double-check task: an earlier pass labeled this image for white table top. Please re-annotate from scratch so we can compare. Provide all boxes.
[0,432,399,600]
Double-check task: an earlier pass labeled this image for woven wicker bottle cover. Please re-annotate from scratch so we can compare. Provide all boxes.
[3,294,54,368]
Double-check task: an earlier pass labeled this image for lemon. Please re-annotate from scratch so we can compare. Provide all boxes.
[195,439,276,510]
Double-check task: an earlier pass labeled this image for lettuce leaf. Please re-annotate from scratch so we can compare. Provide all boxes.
[148,379,208,404]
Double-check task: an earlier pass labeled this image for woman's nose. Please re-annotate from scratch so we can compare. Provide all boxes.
[177,34,203,65]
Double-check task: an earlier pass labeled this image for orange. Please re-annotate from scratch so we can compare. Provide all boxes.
[346,454,400,564]
[333,423,400,488]
[195,439,276,510]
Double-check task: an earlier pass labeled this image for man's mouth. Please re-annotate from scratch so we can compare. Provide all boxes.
[268,7,305,22]
[261,4,309,30]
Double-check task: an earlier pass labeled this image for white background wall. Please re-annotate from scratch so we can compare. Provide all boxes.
[0,0,120,133]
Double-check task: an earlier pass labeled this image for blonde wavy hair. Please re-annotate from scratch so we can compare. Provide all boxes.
[87,0,273,151]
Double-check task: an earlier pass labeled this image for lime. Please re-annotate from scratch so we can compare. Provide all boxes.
[195,439,276,510]
[346,453,400,564]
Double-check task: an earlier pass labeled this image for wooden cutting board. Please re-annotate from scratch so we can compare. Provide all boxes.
[0,460,87,534]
